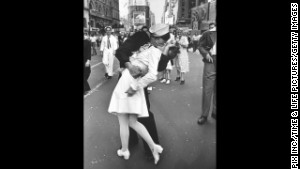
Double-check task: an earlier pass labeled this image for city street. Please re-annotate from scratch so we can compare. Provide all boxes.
[84,49,216,169]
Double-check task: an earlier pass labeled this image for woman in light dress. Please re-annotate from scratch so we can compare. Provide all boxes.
[174,31,190,84]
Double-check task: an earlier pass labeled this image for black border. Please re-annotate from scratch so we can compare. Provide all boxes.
[16,0,84,168]
[217,0,290,168]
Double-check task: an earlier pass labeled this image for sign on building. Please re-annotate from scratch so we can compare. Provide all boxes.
[133,11,146,24]
[130,0,146,6]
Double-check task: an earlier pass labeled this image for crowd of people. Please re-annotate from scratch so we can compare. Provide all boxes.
[84,22,217,165]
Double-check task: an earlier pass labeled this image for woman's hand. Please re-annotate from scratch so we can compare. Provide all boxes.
[205,53,214,63]
[117,68,124,73]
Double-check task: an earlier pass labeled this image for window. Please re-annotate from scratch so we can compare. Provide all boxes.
[190,0,196,8]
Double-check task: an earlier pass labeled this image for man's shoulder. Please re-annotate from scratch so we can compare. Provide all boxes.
[202,30,211,36]
[200,30,213,39]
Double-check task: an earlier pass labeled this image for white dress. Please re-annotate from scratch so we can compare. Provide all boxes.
[108,46,162,117]
[175,36,190,73]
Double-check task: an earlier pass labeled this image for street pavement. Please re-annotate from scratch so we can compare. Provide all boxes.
[84,49,216,169]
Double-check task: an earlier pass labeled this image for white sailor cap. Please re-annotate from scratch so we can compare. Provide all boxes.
[149,24,169,37]
[105,26,112,31]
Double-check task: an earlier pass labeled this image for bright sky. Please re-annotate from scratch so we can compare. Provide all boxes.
[119,0,165,24]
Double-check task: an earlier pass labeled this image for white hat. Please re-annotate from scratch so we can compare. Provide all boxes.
[149,24,169,37]
[105,26,112,31]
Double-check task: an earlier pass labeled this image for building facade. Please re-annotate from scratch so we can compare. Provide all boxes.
[84,0,89,29]
[162,0,178,26]
[88,0,120,30]
[175,0,200,29]
[150,11,155,26]
[191,0,215,31]
[128,0,150,29]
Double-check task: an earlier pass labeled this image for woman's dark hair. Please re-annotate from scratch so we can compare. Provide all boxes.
[160,33,170,41]
[168,46,180,59]
[157,46,180,72]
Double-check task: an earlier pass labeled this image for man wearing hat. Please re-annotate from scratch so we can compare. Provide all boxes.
[100,26,119,79]
[114,23,178,161]
[197,22,217,125]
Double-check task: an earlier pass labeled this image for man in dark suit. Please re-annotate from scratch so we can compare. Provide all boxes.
[84,35,92,95]
[115,27,178,159]
[197,22,217,125]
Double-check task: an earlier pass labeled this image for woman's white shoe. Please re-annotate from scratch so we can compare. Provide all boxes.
[117,149,130,160]
[160,79,166,83]
[152,144,163,165]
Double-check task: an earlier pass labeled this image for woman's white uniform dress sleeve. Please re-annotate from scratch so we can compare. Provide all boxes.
[108,46,162,118]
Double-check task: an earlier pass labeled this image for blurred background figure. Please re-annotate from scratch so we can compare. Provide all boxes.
[100,26,119,79]
[175,31,189,85]
[84,31,92,95]
[118,32,125,46]
[187,32,193,51]
[90,33,98,56]
[192,32,202,53]
[96,33,102,51]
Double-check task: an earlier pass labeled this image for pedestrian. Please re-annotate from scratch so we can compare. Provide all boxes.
[123,34,128,43]
[192,32,202,53]
[187,32,193,51]
[174,31,190,85]
[84,32,92,95]
[90,33,98,56]
[160,29,176,85]
[197,22,217,125]
[109,24,178,164]
[100,26,118,79]
[118,32,125,46]
[84,32,89,40]
[96,33,102,49]
[129,31,135,37]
